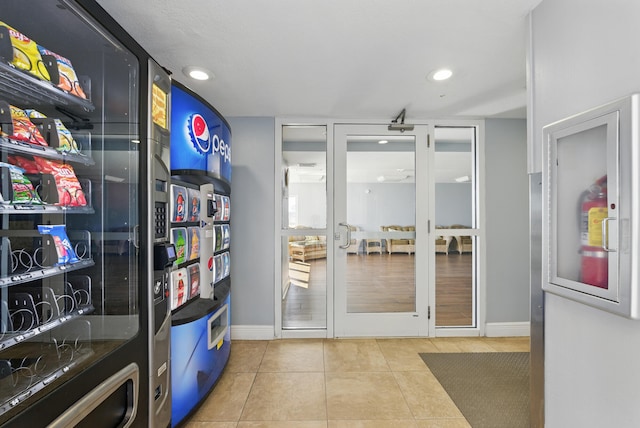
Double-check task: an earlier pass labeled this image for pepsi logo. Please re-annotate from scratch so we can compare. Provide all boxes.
[208,257,214,271]
[188,113,211,154]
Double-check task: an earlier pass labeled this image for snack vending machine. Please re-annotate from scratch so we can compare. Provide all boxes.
[169,81,231,426]
[0,1,171,426]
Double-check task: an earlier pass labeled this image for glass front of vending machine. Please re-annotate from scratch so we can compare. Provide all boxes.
[0,1,162,426]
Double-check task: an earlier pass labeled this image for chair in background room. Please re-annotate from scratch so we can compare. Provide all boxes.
[451,224,473,254]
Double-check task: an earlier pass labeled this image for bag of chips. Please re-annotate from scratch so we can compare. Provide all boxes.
[25,109,80,153]
[0,161,42,205]
[33,157,87,206]
[0,21,50,82]
[37,224,79,265]
[7,154,39,174]
[2,105,48,147]
[38,47,87,99]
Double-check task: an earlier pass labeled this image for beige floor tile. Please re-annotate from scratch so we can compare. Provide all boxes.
[415,419,471,428]
[226,340,269,373]
[190,372,256,422]
[430,337,495,353]
[376,338,440,371]
[240,372,327,421]
[329,420,418,427]
[326,372,412,420]
[324,339,389,372]
[237,422,327,428]
[393,371,465,419]
[184,422,238,428]
[259,339,325,372]
[482,336,530,352]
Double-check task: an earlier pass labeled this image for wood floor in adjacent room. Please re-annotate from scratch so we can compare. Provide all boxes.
[283,253,473,329]
[184,336,530,427]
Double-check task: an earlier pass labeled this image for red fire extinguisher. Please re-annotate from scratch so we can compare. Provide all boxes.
[579,175,609,288]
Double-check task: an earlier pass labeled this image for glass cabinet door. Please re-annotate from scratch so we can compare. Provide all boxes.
[0,1,140,422]
[548,112,618,302]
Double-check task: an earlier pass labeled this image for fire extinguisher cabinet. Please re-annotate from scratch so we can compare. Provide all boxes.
[542,93,640,319]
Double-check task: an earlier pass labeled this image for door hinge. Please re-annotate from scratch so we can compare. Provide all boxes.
[428,220,431,233]
[427,134,430,148]
[428,306,431,320]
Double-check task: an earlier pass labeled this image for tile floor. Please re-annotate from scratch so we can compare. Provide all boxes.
[184,337,530,428]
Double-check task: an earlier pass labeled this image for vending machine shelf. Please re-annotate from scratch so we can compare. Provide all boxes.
[0,136,95,167]
[0,259,94,288]
[0,300,94,352]
[0,342,94,417]
[0,61,94,116]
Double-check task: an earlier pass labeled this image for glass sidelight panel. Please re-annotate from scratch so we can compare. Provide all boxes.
[436,239,475,326]
[282,126,327,230]
[281,125,327,329]
[434,127,477,327]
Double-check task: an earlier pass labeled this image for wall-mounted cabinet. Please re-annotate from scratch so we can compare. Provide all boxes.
[543,93,640,319]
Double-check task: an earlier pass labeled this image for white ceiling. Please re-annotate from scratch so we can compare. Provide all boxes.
[95,0,541,121]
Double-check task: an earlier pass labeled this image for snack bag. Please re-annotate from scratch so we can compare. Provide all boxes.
[0,161,42,205]
[4,105,48,146]
[37,47,87,99]
[7,154,39,174]
[0,21,50,81]
[33,157,87,206]
[37,224,79,265]
[25,109,80,153]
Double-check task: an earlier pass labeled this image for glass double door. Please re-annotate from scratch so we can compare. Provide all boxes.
[280,123,478,337]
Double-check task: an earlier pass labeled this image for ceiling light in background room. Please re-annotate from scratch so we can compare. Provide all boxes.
[455,175,470,182]
[428,68,453,82]
[182,66,213,81]
[378,140,388,145]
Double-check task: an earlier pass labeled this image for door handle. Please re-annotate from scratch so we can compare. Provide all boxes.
[602,217,616,252]
[338,222,352,249]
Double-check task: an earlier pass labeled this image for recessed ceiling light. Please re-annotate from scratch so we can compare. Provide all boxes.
[455,175,470,182]
[378,139,389,145]
[428,68,453,81]
[183,66,213,81]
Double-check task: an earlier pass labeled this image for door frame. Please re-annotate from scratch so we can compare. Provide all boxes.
[429,120,486,337]
[274,118,485,339]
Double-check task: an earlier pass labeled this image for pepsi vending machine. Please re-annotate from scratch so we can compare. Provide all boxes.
[0,1,172,426]
[169,81,231,426]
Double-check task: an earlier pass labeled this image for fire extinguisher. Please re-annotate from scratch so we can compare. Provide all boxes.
[579,175,608,288]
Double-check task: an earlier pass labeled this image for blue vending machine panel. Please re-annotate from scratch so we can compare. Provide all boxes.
[170,83,232,188]
[171,293,231,426]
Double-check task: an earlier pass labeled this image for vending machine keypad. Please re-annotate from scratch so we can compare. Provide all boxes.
[155,202,167,239]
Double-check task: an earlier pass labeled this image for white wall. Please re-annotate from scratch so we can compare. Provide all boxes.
[435,183,472,227]
[291,181,472,231]
[227,117,275,327]
[531,1,640,426]
[485,119,529,323]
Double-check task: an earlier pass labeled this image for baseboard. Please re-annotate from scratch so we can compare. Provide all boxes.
[229,323,530,340]
[231,325,276,340]
[484,322,530,337]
